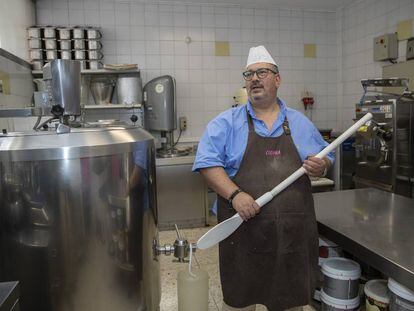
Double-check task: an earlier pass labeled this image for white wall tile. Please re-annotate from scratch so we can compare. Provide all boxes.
[85,10,100,26]
[100,10,115,25]
[115,26,130,40]
[53,9,69,25]
[69,9,85,25]
[116,40,131,55]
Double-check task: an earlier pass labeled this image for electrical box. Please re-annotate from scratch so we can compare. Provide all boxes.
[407,38,414,60]
[373,33,398,61]
[179,116,187,131]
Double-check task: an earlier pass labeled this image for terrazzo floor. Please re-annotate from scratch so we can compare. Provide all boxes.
[158,226,317,311]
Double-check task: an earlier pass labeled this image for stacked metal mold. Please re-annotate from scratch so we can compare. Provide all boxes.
[28,26,104,71]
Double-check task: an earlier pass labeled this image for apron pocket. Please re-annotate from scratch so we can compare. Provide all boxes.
[278,212,307,254]
[246,216,277,254]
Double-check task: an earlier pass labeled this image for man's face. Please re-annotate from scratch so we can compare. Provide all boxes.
[245,62,280,104]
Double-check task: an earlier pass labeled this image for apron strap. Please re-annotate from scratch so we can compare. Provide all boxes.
[282,117,291,135]
[245,106,255,132]
[246,104,291,135]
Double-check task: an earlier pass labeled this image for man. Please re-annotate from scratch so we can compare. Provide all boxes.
[193,46,334,311]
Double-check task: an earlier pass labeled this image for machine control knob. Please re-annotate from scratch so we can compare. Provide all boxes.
[130,114,138,123]
[383,131,393,142]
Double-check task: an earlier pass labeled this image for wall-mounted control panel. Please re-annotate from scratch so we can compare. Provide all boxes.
[407,38,414,61]
[374,33,398,61]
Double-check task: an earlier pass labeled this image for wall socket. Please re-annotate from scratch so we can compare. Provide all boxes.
[179,116,187,131]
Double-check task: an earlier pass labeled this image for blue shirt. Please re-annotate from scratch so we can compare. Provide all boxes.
[193,98,334,176]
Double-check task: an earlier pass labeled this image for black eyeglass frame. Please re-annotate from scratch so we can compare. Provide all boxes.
[242,68,279,81]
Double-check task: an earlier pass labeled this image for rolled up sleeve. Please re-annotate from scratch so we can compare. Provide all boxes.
[192,116,230,172]
[311,127,335,164]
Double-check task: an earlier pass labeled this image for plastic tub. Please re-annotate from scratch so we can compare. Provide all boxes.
[322,258,361,300]
[321,290,360,310]
[388,278,414,311]
[364,279,389,311]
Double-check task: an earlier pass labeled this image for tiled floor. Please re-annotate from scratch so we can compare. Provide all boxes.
[159,227,317,311]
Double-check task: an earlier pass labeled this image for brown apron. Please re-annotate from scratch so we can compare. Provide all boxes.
[217,107,318,311]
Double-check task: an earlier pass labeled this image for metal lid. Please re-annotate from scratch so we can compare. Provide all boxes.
[321,257,361,280]
[321,290,360,309]
[388,278,414,302]
[0,127,153,161]
[364,279,390,304]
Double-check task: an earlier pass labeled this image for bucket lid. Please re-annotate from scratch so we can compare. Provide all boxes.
[321,257,361,280]
[388,278,414,302]
[364,279,390,304]
[321,290,360,309]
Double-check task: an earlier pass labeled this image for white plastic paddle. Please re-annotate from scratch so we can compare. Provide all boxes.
[197,112,373,250]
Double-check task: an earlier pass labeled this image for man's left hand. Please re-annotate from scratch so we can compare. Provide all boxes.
[303,156,329,177]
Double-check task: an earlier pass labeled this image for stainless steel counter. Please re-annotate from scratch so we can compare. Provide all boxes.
[155,155,195,166]
[314,188,414,291]
[155,155,207,230]
[0,282,19,311]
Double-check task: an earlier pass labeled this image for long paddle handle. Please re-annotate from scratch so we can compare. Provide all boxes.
[255,112,373,207]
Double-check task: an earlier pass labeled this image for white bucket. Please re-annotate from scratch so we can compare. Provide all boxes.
[321,290,360,310]
[364,279,389,311]
[388,278,414,311]
[322,257,361,300]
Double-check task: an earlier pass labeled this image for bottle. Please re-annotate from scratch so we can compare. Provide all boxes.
[177,269,209,311]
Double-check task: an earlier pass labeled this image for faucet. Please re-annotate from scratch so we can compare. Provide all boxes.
[153,224,197,262]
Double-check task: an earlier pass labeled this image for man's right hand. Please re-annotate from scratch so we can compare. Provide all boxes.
[232,192,261,221]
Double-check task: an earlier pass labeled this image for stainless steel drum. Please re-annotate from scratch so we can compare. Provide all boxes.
[0,126,160,311]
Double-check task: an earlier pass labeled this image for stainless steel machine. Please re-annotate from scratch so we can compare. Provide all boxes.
[354,78,414,197]
[0,59,196,311]
[143,75,188,158]
[0,125,161,311]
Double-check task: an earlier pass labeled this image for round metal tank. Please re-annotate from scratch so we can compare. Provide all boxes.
[0,126,160,311]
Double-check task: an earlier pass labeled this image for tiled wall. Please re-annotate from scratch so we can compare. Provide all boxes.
[0,51,34,131]
[336,0,414,131]
[36,0,337,141]
[0,0,35,60]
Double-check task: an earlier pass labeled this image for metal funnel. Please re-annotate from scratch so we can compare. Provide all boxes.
[90,79,115,105]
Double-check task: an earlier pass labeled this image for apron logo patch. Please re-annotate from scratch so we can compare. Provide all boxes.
[265,149,281,157]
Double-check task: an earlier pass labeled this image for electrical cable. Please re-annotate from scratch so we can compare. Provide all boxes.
[172,128,183,148]
[36,117,57,130]
[32,116,42,130]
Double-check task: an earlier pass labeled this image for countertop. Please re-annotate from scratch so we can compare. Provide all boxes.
[0,282,19,311]
[314,188,414,291]
[156,155,195,166]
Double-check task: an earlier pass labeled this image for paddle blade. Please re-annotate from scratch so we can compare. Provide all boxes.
[196,214,243,249]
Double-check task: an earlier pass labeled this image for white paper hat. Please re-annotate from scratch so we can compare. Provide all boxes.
[246,45,277,68]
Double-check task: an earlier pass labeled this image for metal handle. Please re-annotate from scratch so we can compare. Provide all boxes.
[175,224,181,239]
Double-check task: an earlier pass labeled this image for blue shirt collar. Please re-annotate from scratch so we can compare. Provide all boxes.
[246,98,287,134]
[246,98,287,118]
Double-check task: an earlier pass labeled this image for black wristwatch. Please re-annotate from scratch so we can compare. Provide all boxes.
[228,188,243,207]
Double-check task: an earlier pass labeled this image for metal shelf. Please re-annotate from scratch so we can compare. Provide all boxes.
[32,69,140,75]
[83,104,142,109]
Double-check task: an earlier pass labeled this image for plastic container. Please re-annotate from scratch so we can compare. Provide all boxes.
[322,257,361,300]
[321,290,360,310]
[364,279,389,311]
[388,278,414,311]
[177,269,209,311]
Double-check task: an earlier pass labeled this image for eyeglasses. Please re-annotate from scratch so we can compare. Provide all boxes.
[242,68,278,81]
